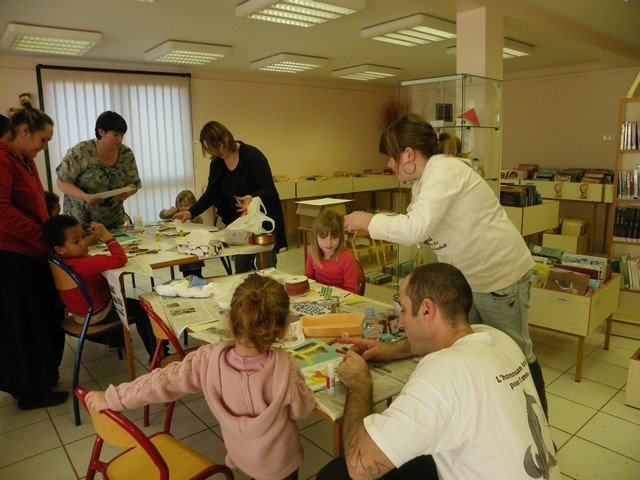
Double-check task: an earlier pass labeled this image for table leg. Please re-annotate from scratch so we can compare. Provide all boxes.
[219,257,233,275]
[124,327,136,381]
[604,315,613,350]
[256,252,269,270]
[117,275,137,382]
[333,418,344,458]
[575,336,585,382]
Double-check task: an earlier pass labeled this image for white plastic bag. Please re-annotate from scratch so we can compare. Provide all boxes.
[224,197,274,244]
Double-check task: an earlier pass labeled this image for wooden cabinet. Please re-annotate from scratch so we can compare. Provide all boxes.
[503,200,560,236]
[530,274,621,381]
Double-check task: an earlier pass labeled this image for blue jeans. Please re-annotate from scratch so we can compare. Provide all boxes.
[469,273,536,364]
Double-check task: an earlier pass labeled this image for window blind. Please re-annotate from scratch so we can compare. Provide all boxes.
[39,66,194,222]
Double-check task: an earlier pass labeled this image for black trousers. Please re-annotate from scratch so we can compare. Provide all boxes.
[317,455,438,480]
[0,251,65,399]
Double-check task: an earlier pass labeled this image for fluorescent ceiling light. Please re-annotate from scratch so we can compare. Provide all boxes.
[502,38,536,58]
[1,23,101,56]
[145,41,232,65]
[446,38,535,59]
[236,0,366,28]
[251,53,328,73]
[361,14,456,47]
[332,64,400,81]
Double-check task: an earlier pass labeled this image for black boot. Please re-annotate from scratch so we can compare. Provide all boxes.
[529,360,548,419]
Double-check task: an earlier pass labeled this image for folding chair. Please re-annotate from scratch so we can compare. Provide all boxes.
[140,297,199,432]
[346,230,382,269]
[75,386,234,480]
[49,256,126,426]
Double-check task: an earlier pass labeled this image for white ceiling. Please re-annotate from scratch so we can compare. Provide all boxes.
[1,0,639,84]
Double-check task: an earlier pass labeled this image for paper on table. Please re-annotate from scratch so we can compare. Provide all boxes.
[295,197,353,206]
[85,186,135,201]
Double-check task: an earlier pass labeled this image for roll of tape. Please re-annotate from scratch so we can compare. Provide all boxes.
[284,275,310,296]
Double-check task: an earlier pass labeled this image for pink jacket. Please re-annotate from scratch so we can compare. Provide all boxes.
[105,341,316,480]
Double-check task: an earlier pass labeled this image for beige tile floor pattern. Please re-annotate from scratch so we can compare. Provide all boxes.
[1,246,640,479]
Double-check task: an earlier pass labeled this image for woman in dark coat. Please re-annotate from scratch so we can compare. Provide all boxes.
[174,121,287,273]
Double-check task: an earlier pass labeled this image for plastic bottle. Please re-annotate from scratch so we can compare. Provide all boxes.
[330,295,340,314]
[361,307,379,340]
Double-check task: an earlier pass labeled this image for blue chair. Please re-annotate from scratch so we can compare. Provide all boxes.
[48,257,125,426]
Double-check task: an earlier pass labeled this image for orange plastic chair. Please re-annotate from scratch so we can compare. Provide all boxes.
[140,298,198,431]
[75,386,234,480]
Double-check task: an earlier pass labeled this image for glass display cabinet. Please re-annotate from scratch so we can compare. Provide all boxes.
[398,73,502,195]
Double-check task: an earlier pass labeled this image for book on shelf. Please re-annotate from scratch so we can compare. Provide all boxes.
[621,122,640,150]
[617,254,640,291]
[543,267,590,296]
[613,207,640,242]
[534,169,558,181]
[616,167,640,199]
[530,245,564,263]
[500,184,541,207]
[561,253,609,282]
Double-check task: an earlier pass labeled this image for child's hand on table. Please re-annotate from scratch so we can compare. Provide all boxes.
[85,391,109,413]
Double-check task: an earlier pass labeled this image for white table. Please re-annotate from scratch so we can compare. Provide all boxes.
[97,224,273,381]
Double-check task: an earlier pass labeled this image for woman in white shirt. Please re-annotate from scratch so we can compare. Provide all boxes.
[344,113,547,416]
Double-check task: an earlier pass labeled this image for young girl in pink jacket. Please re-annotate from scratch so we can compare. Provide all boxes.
[85,274,316,480]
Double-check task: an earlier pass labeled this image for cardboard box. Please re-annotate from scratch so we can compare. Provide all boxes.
[561,217,587,236]
[296,198,352,228]
[626,347,640,409]
[503,200,560,236]
[543,233,589,254]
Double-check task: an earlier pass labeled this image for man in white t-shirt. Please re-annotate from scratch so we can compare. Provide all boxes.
[318,263,559,480]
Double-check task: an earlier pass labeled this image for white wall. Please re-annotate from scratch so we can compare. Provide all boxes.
[190,74,395,201]
[502,68,639,170]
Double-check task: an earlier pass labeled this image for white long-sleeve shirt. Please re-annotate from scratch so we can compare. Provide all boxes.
[368,154,533,293]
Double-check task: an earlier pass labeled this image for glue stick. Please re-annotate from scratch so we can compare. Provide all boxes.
[326,363,336,395]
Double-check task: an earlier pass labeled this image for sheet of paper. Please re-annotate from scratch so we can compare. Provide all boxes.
[295,198,353,206]
[85,186,135,200]
[102,269,130,328]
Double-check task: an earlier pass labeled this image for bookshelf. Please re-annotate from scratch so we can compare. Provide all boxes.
[608,97,640,334]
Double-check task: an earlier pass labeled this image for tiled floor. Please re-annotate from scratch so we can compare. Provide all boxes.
[1,246,640,479]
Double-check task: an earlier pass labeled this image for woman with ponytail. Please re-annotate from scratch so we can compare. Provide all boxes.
[85,274,315,480]
[344,113,547,417]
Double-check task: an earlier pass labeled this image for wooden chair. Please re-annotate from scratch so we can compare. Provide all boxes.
[355,259,366,296]
[346,230,381,269]
[75,386,234,480]
[140,298,199,431]
[49,257,126,426]
[374,239,395,267]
